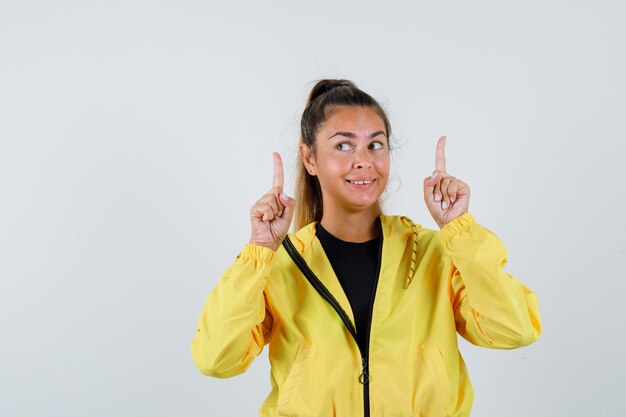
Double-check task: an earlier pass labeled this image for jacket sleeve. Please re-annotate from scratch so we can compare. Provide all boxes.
[191,243,275,378]
[438,212,542,349]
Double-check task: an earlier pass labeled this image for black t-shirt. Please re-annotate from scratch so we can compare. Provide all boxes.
[315,219,382,354]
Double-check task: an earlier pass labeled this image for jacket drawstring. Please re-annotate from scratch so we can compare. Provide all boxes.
[400,216,419,289]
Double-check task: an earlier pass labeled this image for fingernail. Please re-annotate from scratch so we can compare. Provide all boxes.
[282,192,291,201]
[431,173,438,179]
[442,201,448,209]
[434,193,441,202]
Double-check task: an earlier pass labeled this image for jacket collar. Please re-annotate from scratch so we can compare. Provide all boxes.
[285,215,421,328]
[288,215,405,252]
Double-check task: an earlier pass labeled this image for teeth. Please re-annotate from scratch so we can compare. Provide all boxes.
[350,180,372,185]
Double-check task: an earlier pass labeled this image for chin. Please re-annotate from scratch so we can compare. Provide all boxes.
[345,196,383,212]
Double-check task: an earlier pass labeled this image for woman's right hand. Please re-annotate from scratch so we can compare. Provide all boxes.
[248,152,296,252]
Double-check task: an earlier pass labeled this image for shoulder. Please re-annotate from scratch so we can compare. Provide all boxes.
[380,214,438,242]
[377,215,445,263]
[282,221,317,254]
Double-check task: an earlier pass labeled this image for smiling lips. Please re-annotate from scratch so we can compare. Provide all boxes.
[346,178,376,186]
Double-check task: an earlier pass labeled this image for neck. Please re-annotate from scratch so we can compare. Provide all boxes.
[319,203,382,243]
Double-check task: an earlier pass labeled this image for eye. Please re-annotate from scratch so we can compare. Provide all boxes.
[336,143,352,151]
[369,141,384,150]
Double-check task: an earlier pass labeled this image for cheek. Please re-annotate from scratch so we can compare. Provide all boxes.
[374,156,390,176]
[320,157,352,176]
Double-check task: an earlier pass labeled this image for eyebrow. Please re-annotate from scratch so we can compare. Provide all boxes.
[327,131,387,140]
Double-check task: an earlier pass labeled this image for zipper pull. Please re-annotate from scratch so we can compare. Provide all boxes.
[359,357,369,384]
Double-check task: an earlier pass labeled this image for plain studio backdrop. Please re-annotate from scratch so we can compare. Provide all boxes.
[1,1,624,416]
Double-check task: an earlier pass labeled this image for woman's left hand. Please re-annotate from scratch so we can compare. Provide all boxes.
[423,136,470,229]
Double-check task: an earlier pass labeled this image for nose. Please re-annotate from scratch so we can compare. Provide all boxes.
[353,146,372,169]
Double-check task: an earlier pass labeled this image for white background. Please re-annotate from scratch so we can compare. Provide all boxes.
[1,0,624,416]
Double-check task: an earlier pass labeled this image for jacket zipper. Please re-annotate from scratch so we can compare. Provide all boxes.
[363,228,384,417]
[282,219,384,417]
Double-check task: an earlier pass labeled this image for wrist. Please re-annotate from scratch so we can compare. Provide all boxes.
[248,239,280,252]
[239,243,277,264]
[438,212,476,245]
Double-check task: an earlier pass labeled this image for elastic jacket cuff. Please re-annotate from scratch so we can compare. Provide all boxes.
[237,243,276,264]
[438,212,477,245]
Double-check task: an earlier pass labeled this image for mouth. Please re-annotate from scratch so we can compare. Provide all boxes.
[346,178,377,187]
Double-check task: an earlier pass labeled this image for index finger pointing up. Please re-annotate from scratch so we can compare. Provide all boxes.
[435,135,447,173]
[273,152,284,189]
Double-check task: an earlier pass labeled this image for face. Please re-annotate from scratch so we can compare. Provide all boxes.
[301,105,390,213]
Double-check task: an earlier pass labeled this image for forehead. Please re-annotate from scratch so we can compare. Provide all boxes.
[321,106,386,133]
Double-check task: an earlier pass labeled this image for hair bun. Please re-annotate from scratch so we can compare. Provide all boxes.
[306,79,355,106]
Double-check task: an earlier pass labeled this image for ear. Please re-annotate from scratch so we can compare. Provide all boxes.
[300,143,317,175]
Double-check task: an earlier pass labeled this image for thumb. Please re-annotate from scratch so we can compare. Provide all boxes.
[280,192,296,221]
[423,173,439,196]
[424,175,439,185]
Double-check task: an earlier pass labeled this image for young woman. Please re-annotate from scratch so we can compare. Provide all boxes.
[191,79,542,417]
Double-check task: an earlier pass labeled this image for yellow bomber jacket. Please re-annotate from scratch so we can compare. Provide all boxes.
[191,212,542,417]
